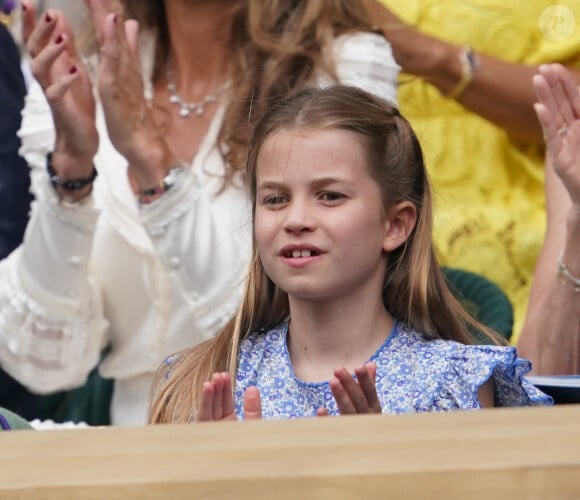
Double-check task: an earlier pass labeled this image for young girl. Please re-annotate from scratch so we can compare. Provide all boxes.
[149,86,551,423]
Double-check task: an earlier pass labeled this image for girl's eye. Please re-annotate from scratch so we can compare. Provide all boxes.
[263,194,288,206]
[319,192,345,202]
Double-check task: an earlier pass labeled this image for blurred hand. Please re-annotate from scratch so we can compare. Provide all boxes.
[22,0,98,177]
[534,64,580,206]
[85,1,170,187]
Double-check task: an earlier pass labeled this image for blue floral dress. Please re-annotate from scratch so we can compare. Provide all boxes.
[234,321,552,420]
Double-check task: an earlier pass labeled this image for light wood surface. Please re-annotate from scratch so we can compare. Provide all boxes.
[1,404,580,499]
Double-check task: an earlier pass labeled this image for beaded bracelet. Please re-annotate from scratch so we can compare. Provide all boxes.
[558,252,580,293]
[137,165,183,205]
[46,153,98,191]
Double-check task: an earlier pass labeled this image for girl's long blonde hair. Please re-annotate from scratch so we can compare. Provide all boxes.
[149,86,505,424]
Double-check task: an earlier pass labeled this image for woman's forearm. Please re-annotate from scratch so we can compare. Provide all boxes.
[383,25,580,144]
[371,6,580,144]
[519,209,580,374]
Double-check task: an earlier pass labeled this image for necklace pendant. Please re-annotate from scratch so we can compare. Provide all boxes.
[167,65,229,119]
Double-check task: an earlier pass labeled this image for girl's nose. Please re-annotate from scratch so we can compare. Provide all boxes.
[283,200,317,234]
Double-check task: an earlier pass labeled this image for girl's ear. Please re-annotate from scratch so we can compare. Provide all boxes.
[382,201,417,252]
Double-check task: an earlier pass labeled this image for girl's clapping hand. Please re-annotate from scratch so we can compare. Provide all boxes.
[197,373,262,422]
[318,362,382,416]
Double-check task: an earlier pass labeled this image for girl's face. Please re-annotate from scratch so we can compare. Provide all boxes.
[254,127,394,304]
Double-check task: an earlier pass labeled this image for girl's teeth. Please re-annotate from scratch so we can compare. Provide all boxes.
[291,250,313,258]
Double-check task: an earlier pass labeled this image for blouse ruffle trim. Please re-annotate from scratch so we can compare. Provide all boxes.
[0,251,108,393]
[443,344,553,408]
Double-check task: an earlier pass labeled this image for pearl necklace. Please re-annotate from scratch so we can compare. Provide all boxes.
[166,67,229,118]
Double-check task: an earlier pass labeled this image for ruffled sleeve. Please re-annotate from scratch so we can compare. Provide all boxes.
[0,79,108,394]
[426,344,553,410]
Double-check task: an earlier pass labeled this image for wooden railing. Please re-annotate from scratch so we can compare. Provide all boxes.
[1,404,580,499]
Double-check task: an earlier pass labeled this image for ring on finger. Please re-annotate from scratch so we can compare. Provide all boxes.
[558,123,569,138]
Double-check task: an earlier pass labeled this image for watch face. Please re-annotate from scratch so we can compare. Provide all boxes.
[466,48,480,72]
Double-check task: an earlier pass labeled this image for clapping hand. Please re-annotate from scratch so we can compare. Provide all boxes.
[317,362,382,416]
[533,64,580,206]
[22,1,98,178]
[85,0,171,187]
[197,372,262,422]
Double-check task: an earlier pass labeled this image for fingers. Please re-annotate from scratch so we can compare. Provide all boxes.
[539,64,576,127]
[210,373,225,419]
[100,13,136,78]
[29,32,70,87]
[100,13,122,72]
[85,0,124,46]
[533,64,580,149]
[26,8,83,93]
[197,381,216,422]
[330,368,362,414]
[26,10,57,57]
[125,19,140,55]
[243,386,263,420]
[552,63,580,120]
[316,407,330,417]
[534,74,564,149]
[354,362,382,412]
[197,372,235,421]
[45,65,80,104]
[220,373,234,418]
[20,1,37,45]
[330,363,382,415]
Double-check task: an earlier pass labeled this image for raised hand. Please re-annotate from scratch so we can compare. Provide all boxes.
[533,64,580,206]
[22,1,98,178]
[85,0,171,189]
[197,372,262,422]
[317,362,382,416]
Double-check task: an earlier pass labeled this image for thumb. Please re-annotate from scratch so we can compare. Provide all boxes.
[243,386,262,420]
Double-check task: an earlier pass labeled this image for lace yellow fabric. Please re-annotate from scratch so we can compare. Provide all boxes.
[382,0,580,342]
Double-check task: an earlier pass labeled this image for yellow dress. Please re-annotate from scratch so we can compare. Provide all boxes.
[382,0,580,341]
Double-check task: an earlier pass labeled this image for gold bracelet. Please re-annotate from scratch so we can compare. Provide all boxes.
[445,46,480,100]
[558,252,580,293]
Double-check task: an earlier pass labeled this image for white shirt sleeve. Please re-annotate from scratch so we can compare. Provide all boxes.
[322,31,400,105]
[0,80,108,393]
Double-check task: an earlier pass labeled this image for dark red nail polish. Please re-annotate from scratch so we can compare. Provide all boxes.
[55,34,63,44]
[45,12,52,23]
[113,13,118,23]
[21,3,27,11]
[69,66,77,75]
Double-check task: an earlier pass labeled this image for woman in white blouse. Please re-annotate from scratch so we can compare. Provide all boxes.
[0,0,399,425]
